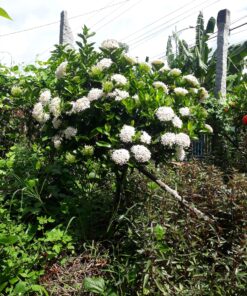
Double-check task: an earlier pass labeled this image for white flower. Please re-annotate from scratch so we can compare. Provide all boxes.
[82,145,94,156]
[119,125,135,143]
[111,74,127,86]
[199,87,209,100]
[183,74,199,86]
[138,61,151,72]
[123,54,137,65]
[174,87,188,96]
[175,133,191,148]
[39,90,51,106]
[156,106,175,122]
[111,149,130,166]
[52,118,62,129]
[96,58,113,70]
[32,102,50,123]
[64,127,77,139]
[153,81,169,94]
[73,97,90,113]
[55,61,68,79]
[160,133,176,147]
[204,124,213,133]
[133,94,139,100]
[49,97,61,118]
[159,65,170,72]
[169,68,181,76]
[113,89,129,101]
[151,59,164,66]
[53,135,62,149]
[140,131,151,144]
[101,39,120,50]
[88,88,103,102]
[179,107,190,117]
[131,145,151,163]
[172,116,183,128]
[176,146,186,161]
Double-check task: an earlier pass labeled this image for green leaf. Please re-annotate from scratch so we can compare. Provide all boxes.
[30,285,49,296]
[0,282,8,292]
[154,225,165,241]
[13,281,28,295]
[0,7,12,20]
[96,141,111,148]
[83,277,106,294]
[0,235,18,245]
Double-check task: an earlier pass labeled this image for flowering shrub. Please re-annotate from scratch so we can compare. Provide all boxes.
[27,26,210,168]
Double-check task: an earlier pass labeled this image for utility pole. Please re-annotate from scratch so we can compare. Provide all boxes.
[59,10,74,48]
[215,9,230,100]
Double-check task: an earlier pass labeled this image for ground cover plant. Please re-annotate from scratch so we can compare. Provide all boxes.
[0,26,246,295]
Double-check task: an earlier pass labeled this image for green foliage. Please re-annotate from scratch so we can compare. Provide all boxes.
[0,204,74,295]
[166,12,246,90]
[0,7,12,20]
[0,25,246,296]
[206,80,247,171]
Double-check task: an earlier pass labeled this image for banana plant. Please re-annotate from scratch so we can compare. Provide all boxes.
[165,11,247,90]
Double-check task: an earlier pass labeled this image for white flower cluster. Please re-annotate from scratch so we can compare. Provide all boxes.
[138,61,151,72]
[101,39,120,50]
[39,90,51,105]
[174,87,188,96]
[155,107,175,122]
[111,74,127,86]
[161,132,176,147]
[73,97,90,113]
[55,61,68,79]
[199,87,209,100]
[53,134,62,149]
[112,89,129,101]
[159,65,170,72]
[183,74,199,87]
[32,102,50,123]
[175,133,191,148]
[88,88,103,102]
[131,145,151,163]
[161,132,190,148]
[52,118,62,129]
[140,131,151,144]
[204,124,213,133]
[176,146,186,161]
[33,90,62,123]
[172,116,183,128]
[95,58,113,71]
[151,59,164,66]
[49,97,61,118]
[179,107,190,117]
[169,68,181,76]
[63,127,77,140]
[153,81,169,94]
[119,125,135,143]
[123,54,137,65]
[111,149,130,165]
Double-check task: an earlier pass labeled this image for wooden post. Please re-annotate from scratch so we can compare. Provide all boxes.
[215,9,230,100]
[59,10,74,48]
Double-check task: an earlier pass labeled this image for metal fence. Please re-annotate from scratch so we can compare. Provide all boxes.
[191,134,212,158]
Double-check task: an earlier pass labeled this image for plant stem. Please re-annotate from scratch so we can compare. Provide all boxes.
[137,165,215,223]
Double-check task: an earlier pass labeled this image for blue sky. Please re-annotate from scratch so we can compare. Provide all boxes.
[0,0,246,65]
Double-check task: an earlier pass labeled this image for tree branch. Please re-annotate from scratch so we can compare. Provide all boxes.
[137,165,215,223]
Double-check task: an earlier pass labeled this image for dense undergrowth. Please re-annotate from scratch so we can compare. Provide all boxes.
[1,143,246,295]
